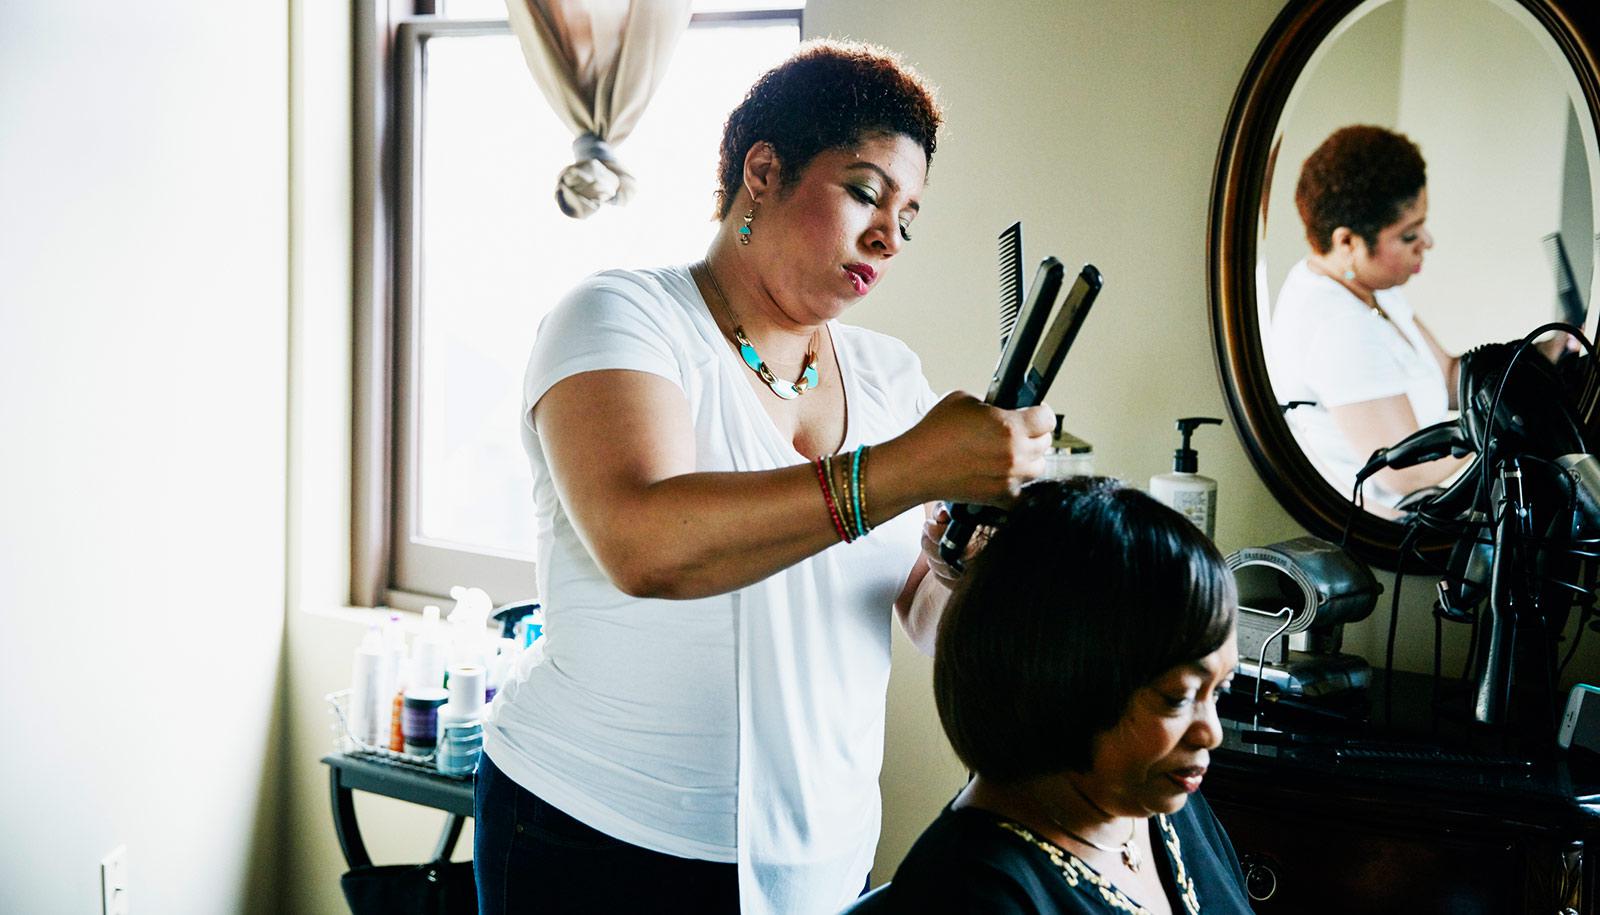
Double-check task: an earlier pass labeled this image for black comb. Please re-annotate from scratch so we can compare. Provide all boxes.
[998,222,1023,350]
[1544,232,1586,326]
[938,257,1105,569]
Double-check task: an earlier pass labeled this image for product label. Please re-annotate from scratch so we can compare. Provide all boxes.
[1171,489,1216,537]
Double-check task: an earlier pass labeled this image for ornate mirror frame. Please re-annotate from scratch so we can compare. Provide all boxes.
[1208,0,1600,569]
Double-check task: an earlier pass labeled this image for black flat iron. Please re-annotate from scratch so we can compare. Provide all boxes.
[936,223,1104,568]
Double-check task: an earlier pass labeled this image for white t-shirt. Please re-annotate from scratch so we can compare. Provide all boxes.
[1268,258,1449,506]
[484,264,934,914]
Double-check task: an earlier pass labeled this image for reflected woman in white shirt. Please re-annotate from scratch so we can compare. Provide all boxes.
[1268,125,1465,511]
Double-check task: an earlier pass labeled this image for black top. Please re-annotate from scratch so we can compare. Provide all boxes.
[885,793,1252,914]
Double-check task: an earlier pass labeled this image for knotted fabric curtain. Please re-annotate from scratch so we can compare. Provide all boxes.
[504,0,694,218]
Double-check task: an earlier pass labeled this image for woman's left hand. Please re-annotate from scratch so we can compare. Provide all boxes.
[898,505,992,654]
[920,506,992,586]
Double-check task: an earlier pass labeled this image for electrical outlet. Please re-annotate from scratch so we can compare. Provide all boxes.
[100,845,128,915]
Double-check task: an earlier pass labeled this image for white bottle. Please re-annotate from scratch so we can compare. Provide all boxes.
[1149,417,1223,539]
[410,604,447,692]
[380,612,408,750]
[348,623,386,748]
[436,665,486,776]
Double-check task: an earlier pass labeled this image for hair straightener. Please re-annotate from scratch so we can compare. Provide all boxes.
[936,223,1104,569]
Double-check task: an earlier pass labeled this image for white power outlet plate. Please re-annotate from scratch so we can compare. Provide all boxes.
[100,845,128,915]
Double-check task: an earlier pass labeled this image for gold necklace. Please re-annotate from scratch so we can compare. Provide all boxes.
[1033,790,1144,873]
[1311,259,1387,319]
[695,260,820,401]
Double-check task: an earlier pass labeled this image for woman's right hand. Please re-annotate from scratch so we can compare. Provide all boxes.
[884,390,1056,507]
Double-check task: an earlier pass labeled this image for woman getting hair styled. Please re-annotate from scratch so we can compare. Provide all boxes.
[886,477,1252,914]
[474,40,1056,915]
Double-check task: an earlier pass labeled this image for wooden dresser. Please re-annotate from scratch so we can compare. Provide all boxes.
[1205,671,1599,913]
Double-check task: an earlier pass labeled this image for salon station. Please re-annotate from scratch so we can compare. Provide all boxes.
[4,0,1600,913]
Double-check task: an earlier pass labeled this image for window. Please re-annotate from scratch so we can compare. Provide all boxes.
[354,1,803,607]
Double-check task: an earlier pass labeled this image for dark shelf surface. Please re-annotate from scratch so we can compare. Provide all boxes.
[322,751,475,818]
[1214,670,1600,833]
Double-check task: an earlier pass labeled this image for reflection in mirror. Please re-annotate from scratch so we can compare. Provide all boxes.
[1254,0,1596,515]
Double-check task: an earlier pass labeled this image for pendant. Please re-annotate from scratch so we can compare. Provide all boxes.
[1121,842,1141,874]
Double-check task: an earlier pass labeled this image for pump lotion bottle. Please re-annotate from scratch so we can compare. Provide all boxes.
[1150,417,1223,539]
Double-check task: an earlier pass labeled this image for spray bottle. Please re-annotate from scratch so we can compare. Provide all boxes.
[446,585,494,675]
[1150,417,1223,538]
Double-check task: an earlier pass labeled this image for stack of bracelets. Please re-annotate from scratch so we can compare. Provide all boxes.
[812,444,872,543]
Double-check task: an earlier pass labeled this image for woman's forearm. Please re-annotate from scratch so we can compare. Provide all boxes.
[538,371,1051,600]
[593,448,931,600]
[537,372,945,600]
[896,567,950,656]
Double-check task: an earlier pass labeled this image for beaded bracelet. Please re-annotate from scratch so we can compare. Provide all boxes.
[829,453,859,537]
[850,445,872,539]
[832,456,857,542]
[814,456,853,543]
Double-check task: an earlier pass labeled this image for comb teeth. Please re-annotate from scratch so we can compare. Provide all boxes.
[998,222,1023,349]
[1545,233,1574,293]
[1545,232,1589,326]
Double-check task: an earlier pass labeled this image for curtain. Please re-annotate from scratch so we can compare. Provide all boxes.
[504,0,694,218]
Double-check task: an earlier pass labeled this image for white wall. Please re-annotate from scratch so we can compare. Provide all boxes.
[1263,0,1404,303]
[0,2,288,913]
[1397,0,1576,350]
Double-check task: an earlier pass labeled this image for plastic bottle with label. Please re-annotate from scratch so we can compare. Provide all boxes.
[1149,417,1223,538]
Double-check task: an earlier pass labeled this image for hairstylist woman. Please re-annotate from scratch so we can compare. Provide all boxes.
[1268,125,1468,511]
[475,40,1055,915]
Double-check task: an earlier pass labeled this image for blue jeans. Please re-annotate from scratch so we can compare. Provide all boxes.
[473,752,739,914]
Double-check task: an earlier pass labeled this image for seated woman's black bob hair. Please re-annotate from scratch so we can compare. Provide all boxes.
[933,477,1237,782]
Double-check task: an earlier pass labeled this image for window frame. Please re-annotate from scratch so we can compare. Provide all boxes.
[352,1,803,609]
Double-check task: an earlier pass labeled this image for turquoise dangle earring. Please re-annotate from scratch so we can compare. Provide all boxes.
[738,205,755,245]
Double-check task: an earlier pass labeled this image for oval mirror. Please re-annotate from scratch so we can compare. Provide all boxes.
[1210,0,1600,568]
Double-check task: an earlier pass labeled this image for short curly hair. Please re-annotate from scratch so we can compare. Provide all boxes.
[714,39,942,219]
[1295,125,1426,254]
[933,478,1237,782]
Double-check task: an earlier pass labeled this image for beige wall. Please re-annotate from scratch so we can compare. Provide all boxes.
[1262,0,1404,303]
[1397,0,1578,350]
[0,1,288,912]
